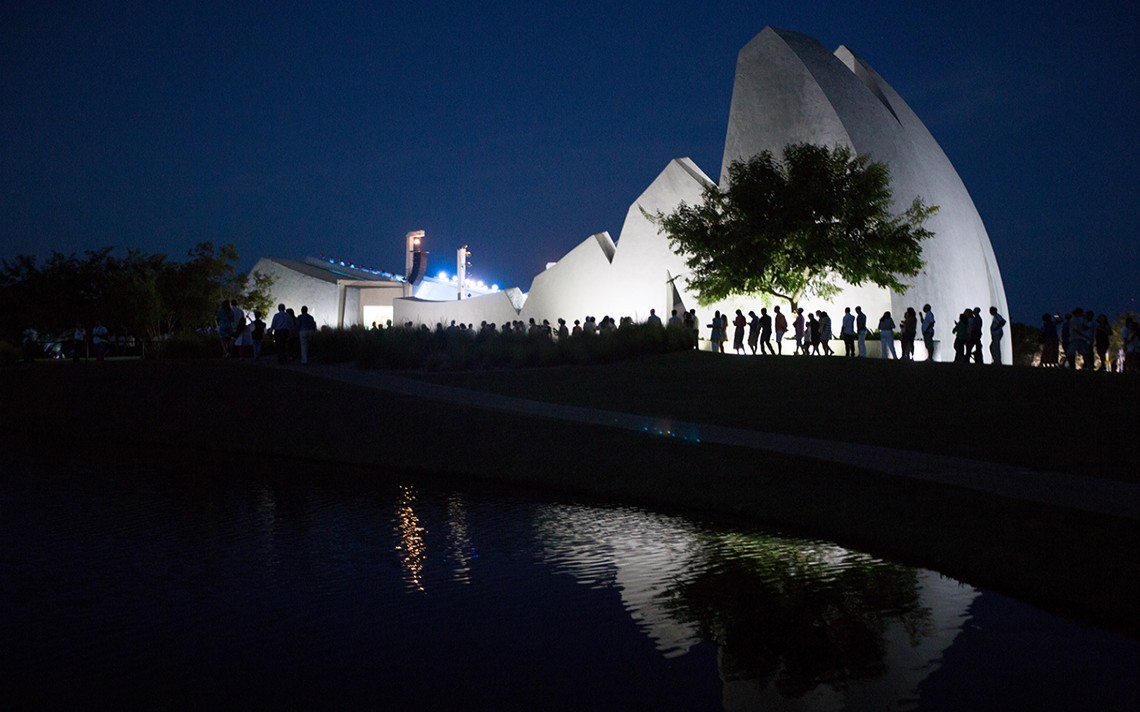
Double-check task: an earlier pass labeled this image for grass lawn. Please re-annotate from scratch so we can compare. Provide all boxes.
[2,357,1137,637]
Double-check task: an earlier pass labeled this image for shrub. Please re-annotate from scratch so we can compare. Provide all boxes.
[155,333,219,359]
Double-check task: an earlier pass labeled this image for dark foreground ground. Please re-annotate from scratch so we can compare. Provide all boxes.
[2,356,1137,636]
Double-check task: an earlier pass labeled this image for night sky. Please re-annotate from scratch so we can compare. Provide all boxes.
[3,1,1137,322]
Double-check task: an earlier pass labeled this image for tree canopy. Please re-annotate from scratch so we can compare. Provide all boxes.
[658,143,937,310]
[0,242,275,339]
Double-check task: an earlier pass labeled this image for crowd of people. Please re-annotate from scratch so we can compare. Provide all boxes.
[215,300,318,364]
[1036,308,1137,372]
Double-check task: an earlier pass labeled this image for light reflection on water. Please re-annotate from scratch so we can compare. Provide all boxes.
[0,456,1135,711]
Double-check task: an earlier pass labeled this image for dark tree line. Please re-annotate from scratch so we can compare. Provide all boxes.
[0,243,274,342]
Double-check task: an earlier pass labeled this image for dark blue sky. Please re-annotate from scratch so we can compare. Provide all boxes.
[3,1,1137,321]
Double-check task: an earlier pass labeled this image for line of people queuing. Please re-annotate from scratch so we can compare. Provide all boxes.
[704,303,1010,364]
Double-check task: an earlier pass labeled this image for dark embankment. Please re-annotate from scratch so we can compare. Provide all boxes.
[420,350,1140,482]
[2,359,1137,637]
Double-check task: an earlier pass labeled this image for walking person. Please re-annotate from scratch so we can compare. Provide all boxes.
[808,312,821,355]
[989,306,1007,365]
[856,306,868,358]
[900,307,917,361]
[759,308,774,355]
[921,304,936,361]
[270,304,294,364]
[747,310,760,355]
[840,307,856,357]
[297,305,317,364]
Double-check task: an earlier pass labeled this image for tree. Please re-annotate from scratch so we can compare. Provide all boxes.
[239,269,277,320]
[658,143,937,311]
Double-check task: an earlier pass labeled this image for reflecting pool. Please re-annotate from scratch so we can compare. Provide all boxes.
[1,455,1135,710]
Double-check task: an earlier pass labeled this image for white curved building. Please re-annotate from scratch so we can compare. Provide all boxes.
[263,26,1009,361]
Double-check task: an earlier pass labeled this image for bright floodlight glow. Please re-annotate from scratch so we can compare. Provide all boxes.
[491,284,499,291]
[437,271,448,280]
[476,280,485,288]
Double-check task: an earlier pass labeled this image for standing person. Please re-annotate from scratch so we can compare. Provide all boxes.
[297,305,317,365]
[251,311,266,360]
[1060,313,1072,367]
[921,304,936,361]
[759,308,774,355]
[900,307,917,361]
[286,308,300,361]
[72,322,86,362]
[231,299,251,360]
[840,307,856,357]
[708,311,724,354]
[1068,308,1088,369]
[793,307,806,355]
[818,311,834,356]
[215,300,234,358]
[91,320,111,361]
[878,311,898,359]
[1083,309,1097,370]
[989,306,1007,365]
[953,310,972,363]
[746,310,760,354]
[1093,314,1111,371]
[1039,313,1059,367]
[1122,317,1139,373]
[732,309,747,354]
[773,306,788,355]
[270,304,293,364]
[22,326,39,362]
[856,306,868,358]
[687,309,699,349]
[808,312,821,355]
[667,309,683,328]
[969,308,984,364]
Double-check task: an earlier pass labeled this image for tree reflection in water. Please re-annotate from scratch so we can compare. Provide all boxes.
[658,534,934,698]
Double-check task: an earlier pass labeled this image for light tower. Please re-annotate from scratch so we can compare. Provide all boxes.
[404,230,425,298]
[456,245,471,300]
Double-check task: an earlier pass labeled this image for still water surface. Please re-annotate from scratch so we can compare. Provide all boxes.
[1,455,1135,710]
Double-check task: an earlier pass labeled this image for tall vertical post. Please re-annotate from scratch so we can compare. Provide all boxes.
[456,245,470,300]
[404,230,424,298]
